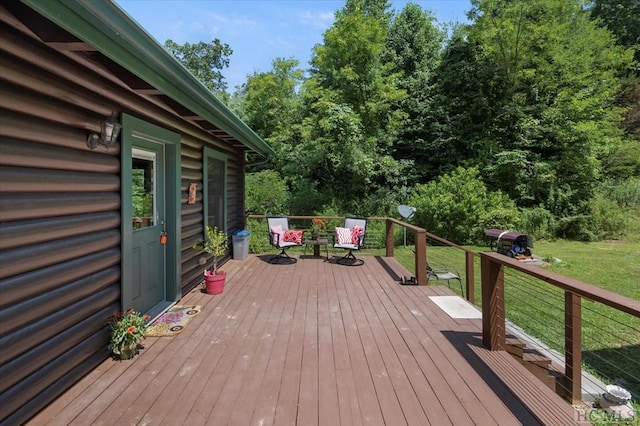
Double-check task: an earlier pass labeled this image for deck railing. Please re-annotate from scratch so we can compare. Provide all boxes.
[245,215,639,405]
[480,251,640,404]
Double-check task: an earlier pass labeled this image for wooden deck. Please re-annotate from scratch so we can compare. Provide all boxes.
[29,254,580,425]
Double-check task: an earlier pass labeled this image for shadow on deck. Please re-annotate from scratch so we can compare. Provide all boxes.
[29,254,580,425]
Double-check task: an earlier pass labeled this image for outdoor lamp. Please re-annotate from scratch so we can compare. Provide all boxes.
[87,114,122,150]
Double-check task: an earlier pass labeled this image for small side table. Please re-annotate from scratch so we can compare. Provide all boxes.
[303,238,329,259]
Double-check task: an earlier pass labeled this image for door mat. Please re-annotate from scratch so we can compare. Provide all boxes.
[145,305,201,337]
[428,296,482,319]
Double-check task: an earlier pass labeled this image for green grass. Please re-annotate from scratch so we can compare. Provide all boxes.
[531,240,639,300]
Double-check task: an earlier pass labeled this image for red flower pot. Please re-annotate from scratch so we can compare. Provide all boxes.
[204,270,226,295]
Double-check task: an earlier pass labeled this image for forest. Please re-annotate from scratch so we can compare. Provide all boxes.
[165,0,640,244]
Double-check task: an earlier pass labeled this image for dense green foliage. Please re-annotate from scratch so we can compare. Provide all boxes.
[409,167,520,244]
[167,0,640,244]
[164,39,233,96]
[245,170,289,215]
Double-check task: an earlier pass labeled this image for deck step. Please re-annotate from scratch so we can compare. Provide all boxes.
[505,340,561,393]
[523,348,552,368]
[505,337,525,357]
[524,361,557,390]
[469,345,578,425]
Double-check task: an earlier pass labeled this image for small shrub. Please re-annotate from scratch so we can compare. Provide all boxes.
[409,166,520,244]
[607,177,640,209]
[245,170,289,215]
[554,214,597,241]
[520,206,556,240]
[590,192,630,239]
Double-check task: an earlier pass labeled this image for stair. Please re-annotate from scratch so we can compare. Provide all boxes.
[506,337,564,395]
[505,337,525,357]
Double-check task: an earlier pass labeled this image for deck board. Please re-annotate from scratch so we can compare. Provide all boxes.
[28,254,579,425]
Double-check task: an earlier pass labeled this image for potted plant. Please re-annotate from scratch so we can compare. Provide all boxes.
[107,309,150,360]
[192,225,228,294]
[310,217,327,240]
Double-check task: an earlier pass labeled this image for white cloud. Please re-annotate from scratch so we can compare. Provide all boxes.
[203,12,259,35]
[297,10,335,29]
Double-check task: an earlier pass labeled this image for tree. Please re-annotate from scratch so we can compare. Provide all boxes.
[588,0,640,66]
[309,0,406,144]
[245,170,289,215]
[231,58,306,178]
[238,58,304,167]
[385,3,445,183]
[286,0,409,215]
[467,0,632,212]
[164,39,233,95]
[588,0,640,144]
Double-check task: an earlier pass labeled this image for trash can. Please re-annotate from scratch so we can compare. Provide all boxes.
[232,229,250,260]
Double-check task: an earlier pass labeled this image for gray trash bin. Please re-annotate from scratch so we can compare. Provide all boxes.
[232,229,250,260]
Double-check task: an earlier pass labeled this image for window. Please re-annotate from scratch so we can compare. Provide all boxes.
[203,148,227,232]
[132,148,156,229]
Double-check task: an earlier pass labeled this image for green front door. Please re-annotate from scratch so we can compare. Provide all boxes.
[131,143,165,314]
[122,114,181,318]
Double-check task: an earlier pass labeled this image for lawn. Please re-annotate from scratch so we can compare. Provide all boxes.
[531,239,639,300]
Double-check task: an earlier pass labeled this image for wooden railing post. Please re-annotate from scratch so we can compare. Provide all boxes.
[415,229,426,285]
[481,253,505,350]
[465,251,475,303]
[565,291,582,404]
[385,218,394,257]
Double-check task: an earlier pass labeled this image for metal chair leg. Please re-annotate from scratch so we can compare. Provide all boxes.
[269,248,296,264]
[336,250,363,266]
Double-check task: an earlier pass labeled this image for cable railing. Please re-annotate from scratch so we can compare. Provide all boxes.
[481,251,640,411]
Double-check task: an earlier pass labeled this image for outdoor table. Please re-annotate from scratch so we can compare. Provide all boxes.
[303,238,329,259]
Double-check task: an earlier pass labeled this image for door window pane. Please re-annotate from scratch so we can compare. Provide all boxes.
[132,148,156,230]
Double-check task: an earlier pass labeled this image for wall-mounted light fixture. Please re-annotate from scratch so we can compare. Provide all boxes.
[87,114,122,150]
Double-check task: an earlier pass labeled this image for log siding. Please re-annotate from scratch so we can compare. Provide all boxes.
[0,2,266,423]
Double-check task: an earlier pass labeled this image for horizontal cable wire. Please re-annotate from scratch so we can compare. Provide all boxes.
[499,263,639,402]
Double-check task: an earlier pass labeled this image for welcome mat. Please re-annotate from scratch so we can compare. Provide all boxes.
[428,296,482,319]
[145,305,201,337]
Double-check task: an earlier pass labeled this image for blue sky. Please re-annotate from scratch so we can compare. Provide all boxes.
[116,0,471,91]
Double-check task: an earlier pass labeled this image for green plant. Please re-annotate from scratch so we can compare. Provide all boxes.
[310,217,327,237]
[519,206,556,240]
[108,309,150,356]
[192,225,228,274]
[409,166,520,244]
[245,170,289,215]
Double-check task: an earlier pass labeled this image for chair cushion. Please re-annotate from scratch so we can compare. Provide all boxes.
[270,225,284,245]
[335,227,351,245]
[283,229,303,245]
[351,226,363,245]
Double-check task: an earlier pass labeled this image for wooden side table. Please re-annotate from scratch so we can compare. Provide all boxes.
[303,238,329,259]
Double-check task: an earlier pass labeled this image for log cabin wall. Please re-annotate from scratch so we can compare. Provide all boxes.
[0,4,251,423]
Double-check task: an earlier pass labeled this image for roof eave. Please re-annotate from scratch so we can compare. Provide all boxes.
[21,0,274,157]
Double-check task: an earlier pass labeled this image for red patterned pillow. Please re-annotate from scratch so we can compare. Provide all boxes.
[351,226,363,245]
[283,229,303,244]
[335,227,351,245]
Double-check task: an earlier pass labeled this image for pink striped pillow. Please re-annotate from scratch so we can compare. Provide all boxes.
[335,227,351,245]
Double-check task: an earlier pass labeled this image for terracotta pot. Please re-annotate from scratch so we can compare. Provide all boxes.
[204,270,226,295]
